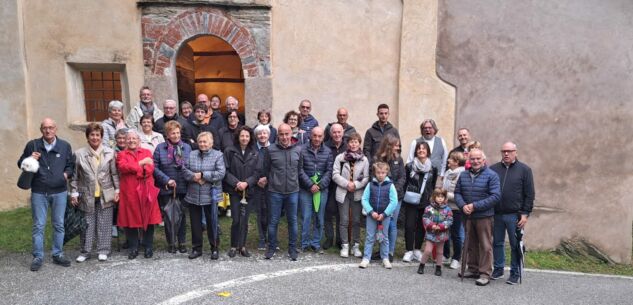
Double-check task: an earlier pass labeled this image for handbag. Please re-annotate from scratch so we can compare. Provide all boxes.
[17,141,39,190]
[403,172,429,205]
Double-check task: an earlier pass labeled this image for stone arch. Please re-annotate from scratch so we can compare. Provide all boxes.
[142,8,260,78]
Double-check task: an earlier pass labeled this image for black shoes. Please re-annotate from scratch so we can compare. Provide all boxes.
[52,255,71,267]
[264,248,276,259]
[323,238,333,250]
[178,244,187,254]
[144,248,153,258]
[240,248,251,257]
[417,264,425,274]
[167,245,177,254]
[210,250,219,260]
[189,250,202,259]
[128,250,139,260]
[228,248,237,258]
[30,258,43,271]
[289,249,298,261]
[491,268,504,280]
[435,266,442,276]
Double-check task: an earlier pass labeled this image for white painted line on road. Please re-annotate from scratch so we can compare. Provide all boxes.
[158,263,358,305]
[522,268,633,280]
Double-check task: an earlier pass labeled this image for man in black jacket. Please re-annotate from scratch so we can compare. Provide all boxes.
[153,99,195,144]
[18,118,74,271]
[363,104,400,160]
[490,142,535,285]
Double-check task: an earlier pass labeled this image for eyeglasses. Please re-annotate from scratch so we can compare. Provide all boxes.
[501,150,516,154]
[300,106,311,109]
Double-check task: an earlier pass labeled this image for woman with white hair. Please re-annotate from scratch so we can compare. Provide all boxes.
[101,100,130,149]
[252,124,271,250]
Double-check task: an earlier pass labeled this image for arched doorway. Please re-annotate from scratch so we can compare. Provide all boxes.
[176,35,245,117]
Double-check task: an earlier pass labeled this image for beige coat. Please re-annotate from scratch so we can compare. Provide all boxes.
[70,146,120,213]
[332,153,370,203]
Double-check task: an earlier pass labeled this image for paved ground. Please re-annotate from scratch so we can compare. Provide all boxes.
[1,250,632,305]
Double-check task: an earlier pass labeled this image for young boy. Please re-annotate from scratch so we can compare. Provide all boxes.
[359,162,399,269]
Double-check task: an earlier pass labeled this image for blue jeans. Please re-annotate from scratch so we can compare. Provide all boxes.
[388,201,401,254]
[444,209,465,260]
[300,189,328,249]
[268,192,299,251]
[493,213,520,276]
[31,191,67,259]
[363,216,391,260]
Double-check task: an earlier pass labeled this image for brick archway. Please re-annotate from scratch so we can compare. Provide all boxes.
[142,8,260,78]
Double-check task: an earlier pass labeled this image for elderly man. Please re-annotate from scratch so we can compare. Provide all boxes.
[299,127,333,253]
[324,108,356,143]
[18,118,75,271]
[196,93,226,128]
[323,123,347,249]
[298,99,319,140]
[490,142,535,285]
[126,86,164,129]
[225,96,246,124]
[264,124,303,261]
[363,104,400,160]
[455,149,501,286]
[407,119,449,183]
[153,99,195,145]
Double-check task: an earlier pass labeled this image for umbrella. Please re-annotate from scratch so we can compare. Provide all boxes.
[137,174,159,231]
[310,172,322,212]
[515,226,526,284]
[163,186,183,247]
[460,217,470,282]
[63,201,88,244]
[238,189,248,248]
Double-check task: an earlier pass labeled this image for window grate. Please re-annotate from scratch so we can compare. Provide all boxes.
[81,71,122,122]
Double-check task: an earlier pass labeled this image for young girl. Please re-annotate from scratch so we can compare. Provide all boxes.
[359,162,398,269]
[418,188,453,276]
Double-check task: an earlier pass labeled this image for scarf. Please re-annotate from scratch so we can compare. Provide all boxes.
[167,140,185,167]
[410,157,432,178]
[344,149,364,162]
[140,102,154,116]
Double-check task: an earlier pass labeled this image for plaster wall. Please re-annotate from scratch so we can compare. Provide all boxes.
[270,0,403,139]
[437,0,633,262]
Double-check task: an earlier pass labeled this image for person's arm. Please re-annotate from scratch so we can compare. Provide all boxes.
[361,185,373,214]
[440,138,449,177]
[356,158,370,189]
[182,154,195,182]
[116,152,144,178]
[202,152,226,183]
[454,174,466,209]
[69,152,80,198]
[64,143,75,179]
[319,151,334,189]
[363,130,372,158]
[422,206,435,230]
[521,166,535,215]
[152,147,170,188]
[407,139,416,163]
[109,155,120,192]
[438,208,453,231]
[383,184,399,217]
[298,150,313,189]
[17,140,34,169]
[222,150,240,188]
[331,155,347,188]
[394,159,407,197]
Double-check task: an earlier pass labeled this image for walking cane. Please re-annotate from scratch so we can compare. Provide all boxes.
[460,216,470,282]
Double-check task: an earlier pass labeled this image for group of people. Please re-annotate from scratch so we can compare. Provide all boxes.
[18,86,535,287]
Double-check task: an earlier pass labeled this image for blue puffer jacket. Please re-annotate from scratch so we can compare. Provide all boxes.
[299,114,319,139]
[183,149,225,206]
[153,141,192,196]
[454,165,500,219]
[299,143,333,190]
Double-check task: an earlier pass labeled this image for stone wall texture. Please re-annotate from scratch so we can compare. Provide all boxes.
[437,0,633,263]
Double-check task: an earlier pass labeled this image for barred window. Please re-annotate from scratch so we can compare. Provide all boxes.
[82,71,123,121]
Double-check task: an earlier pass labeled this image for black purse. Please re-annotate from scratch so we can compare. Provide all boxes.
[17,141,38,190]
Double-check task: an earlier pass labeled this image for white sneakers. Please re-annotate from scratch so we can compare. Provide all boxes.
[359,259,370,268]
[449,259,461,269]
[226,209,232,218]
[98,254,108,261]
[382,258,392,269]
[402,251,413,262]
[413,250,423,262]
[340,244,349,258]
[352,243,362,258]
[76,255,88,263]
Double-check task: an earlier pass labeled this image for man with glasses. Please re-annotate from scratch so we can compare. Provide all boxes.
[490,142,535,285]
[153,99,195,145]
[298,99,319,140]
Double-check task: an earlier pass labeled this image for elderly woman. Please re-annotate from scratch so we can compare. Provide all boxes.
[180,101,193,122]
[223,126,261,257]
[116,129,162,259]
[71,123,119,262]
[183,131,225,260]
[218,109,242,151]
[283,110,307,145]
[254,110,277,144]
[401,141,438,263]
[102,100,130,149]
[252,125,271,250]
[138,113,164,154]
[153,120,192,254]
[113,128,128,153]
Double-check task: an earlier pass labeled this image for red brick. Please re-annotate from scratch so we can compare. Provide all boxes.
[155,67,165,76]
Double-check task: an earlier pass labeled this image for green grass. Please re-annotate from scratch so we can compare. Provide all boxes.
[2,207,633,276]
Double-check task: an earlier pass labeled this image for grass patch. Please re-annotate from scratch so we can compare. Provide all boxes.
[2,207,633,276]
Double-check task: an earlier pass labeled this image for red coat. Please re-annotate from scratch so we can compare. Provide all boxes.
[116,148,162,229]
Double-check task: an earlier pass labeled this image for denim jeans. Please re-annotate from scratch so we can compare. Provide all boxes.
[268,192,299,251]
[388,201,401,254]
[363,216,391,260]
[444,209,465,260]
[493,213,520,276]
[31,191,67,259]
[300,189,328,249]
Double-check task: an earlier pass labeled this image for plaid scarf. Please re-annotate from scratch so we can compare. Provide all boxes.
[167,140,184,167]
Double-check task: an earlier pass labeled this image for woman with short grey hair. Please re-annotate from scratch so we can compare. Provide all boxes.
[102,100,130,148]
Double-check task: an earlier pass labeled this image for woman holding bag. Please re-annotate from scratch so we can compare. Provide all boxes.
[402,141,437,263]
[71,123,120,262]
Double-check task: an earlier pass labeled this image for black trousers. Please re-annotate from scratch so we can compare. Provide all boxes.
[158,194,187,246]
[189,203,218,252]
[404,203,426,251]
[252,187,269,246]
[124,225,154,252]
[229,193,251,249]
[323,189,341,245]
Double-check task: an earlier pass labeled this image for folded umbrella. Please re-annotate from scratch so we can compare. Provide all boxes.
[163,186,183,246]
[310,172,322,212]
[515,226,526,284]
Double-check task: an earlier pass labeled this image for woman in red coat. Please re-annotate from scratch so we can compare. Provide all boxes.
[117,129,162,259]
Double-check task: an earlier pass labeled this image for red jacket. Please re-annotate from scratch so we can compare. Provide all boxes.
[116,148,162,229]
